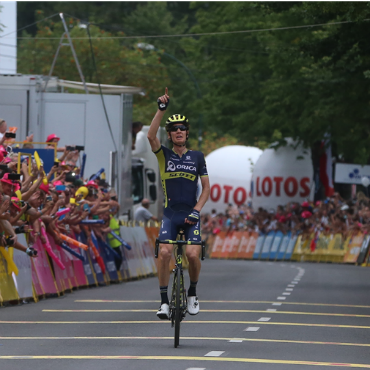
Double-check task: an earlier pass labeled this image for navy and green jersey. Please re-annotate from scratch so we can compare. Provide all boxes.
[154,145,208,208]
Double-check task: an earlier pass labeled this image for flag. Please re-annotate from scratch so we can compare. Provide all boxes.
[319,134,334,197]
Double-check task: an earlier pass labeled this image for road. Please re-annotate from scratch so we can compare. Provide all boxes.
[1,259,370,369]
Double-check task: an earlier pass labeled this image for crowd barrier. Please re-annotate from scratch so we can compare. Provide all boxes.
[0,225,160,305]
[208,230,370,266]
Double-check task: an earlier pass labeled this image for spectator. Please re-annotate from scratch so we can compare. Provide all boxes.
[134,198,158,225]
[0,119,7,141]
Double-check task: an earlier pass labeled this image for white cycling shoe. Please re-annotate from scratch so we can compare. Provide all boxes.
[156,303,170,320]
[187,296,200,315]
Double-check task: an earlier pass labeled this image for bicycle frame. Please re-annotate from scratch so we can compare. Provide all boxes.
[155,230,205,348]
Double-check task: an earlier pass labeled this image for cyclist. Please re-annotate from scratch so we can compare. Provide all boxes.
[147,87,210,320]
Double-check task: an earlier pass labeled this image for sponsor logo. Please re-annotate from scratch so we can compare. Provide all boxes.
[159,103,166,109]
[176,164,196,171]
[162,231,167,234]
[186,156,191,160]
[167,172,196,181]
[167,161,176,171]
[183,161,195,165]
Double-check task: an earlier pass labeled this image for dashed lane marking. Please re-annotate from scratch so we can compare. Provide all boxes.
[258,317,271,322]
[42,309,370,318]
[204,351,224,357]
[74,300,370,309]
[1,336,370,347]
[244,327,260,331]
[277,297,286,300]
[1,355,370,367]
[2,321,370,329]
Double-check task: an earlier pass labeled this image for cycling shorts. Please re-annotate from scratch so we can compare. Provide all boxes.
[158,203,201,243]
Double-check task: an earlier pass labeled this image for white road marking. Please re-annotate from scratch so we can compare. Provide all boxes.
[205,351,224,357]
[258,317,271,322]
[186,368,206,370]
[244,327,260,332]
[288,285,295,287]
[291,282,299,284]
[277,297,286,300]
[286,288,293,291]
[266,309,277,312]
[283,293,291,296]
[272,303,282,306]
[228,339,243,343]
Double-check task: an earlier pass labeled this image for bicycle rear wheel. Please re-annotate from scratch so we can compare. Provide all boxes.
[174,267,181,348]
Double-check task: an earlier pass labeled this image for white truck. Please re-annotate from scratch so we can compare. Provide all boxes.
[0,74,164,219]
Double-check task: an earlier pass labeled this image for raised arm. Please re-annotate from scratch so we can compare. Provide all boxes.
[147,87,170,152]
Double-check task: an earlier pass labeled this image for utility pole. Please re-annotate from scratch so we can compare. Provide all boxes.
[44,13,88,94]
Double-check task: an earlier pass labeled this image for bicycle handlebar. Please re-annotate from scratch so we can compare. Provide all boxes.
[157,239,203,245]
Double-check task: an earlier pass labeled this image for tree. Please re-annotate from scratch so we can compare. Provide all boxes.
[17,11,170,124]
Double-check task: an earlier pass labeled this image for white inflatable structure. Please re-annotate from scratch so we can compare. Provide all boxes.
[251,139,314,211]
[202,145,263,214]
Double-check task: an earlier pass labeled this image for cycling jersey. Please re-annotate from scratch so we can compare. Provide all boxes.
[154,145,208,209]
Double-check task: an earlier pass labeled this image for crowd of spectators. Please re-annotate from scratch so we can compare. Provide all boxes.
[201,192,370,239]
[0,118,121,263]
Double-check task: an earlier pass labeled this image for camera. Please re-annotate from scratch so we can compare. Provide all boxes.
[4,132,16,139]
[8,173,21,181]
[5,236,14,246]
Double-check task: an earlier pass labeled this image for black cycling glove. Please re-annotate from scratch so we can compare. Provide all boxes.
[187,209,200,223]
[157,98,170,111]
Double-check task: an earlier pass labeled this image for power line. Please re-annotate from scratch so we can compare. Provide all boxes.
[9,18,370,40]
[0,13,60,38]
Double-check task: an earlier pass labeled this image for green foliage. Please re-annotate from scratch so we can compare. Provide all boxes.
[17,11,170,124]
[16,2,370,162]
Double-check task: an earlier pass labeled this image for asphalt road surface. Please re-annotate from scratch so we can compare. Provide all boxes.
[1,259,370,370]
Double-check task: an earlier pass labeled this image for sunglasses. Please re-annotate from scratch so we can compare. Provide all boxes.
[170,125,187,132]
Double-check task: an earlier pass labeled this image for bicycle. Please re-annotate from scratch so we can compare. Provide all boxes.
[155,228,205,348]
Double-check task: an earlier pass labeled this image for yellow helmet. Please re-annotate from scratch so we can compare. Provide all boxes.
[75,186,88,199]
[165,114,189,132]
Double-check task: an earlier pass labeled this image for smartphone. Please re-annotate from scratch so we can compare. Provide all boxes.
[5,132,16,138]
[8,173,21,181]
[83,203,90,212]
[0,164,9,171]
[75,145,85,151]
[55,185,66,191]
[54,161,60,167]
[46,196,52,202]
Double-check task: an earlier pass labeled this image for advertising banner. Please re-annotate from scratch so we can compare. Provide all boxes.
[260,231,275,260]
[76,232,97,286]
[31,239,58,294]
[253,234,265,259]
[12,240,33,299]
[244,232,258,259]
[335,163,370,185]
[276,232,291,260]
[252,139,314,211]
[210,231,226,259]
[203,146,262,214]
[284,234,298,260]
[0,252,19,302]
[343,232,365,263]
[237,232,251,259]
[269,231,284,260]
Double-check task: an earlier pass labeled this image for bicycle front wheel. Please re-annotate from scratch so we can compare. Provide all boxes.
[174,267,181,348]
